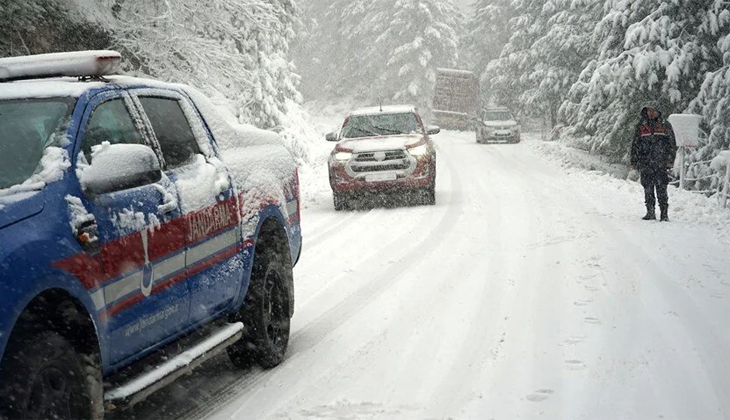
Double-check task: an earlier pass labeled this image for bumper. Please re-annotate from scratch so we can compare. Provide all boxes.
[479,134,521,143]
[329,157,435,193]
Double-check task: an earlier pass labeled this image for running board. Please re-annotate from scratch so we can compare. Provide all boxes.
[104,322,244,411]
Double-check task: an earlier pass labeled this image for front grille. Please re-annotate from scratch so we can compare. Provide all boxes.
[350,149,410,173]
[351,162,410,173]
[354,150,407,162]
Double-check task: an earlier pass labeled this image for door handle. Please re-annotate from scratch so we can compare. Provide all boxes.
[153,184,178,214]
[75,219,101,254]
[158,193,177,214]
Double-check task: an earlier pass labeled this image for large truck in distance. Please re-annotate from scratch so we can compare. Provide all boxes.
[432,68,480,131]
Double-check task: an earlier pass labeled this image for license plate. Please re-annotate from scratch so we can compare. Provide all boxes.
[365,172,397,182]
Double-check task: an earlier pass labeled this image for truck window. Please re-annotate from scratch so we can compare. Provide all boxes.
[0,99,74,189]
[342,113,419,138]
[82,98,144,163]
[482,111,513,121]
[139,97,200,169]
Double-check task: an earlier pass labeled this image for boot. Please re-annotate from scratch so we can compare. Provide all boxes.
[642,207,656,220]
[660,208,669,222]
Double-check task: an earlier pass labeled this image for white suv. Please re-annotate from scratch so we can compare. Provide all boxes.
[476,107,521,144]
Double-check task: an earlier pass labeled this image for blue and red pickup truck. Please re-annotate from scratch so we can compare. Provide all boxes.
[0,51,301,419]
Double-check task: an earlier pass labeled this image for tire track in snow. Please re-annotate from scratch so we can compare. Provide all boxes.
[294,202,449,311]
[166,136,465,420]
[300,207,364,246]
[286,137,465,359]
[236,133,525,419]
[426,133,573,416]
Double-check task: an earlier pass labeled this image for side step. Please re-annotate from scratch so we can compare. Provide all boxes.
[104,322,244,411]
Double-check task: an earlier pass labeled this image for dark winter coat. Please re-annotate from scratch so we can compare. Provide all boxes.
[630,108,677,171]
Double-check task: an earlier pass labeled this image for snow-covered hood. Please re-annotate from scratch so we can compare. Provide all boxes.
[337,134,422,153]
[483,120,519,129]
[0,191,43,230]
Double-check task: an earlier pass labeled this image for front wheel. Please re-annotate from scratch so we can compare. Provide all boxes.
[0,331,103,420]
[228,242,292,369]
[333,191,348,211]
[422,183,436,205]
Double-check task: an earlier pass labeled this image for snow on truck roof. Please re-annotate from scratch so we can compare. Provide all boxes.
[0,74,190,101]
[0,51,191,101]
[0,50,121,82]
[0,75,188,101]
[349,105,417,116]
[0,50,126,100]
[0,77,107,100]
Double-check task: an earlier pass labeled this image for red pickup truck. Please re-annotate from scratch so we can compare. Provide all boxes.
[326,105,438,210]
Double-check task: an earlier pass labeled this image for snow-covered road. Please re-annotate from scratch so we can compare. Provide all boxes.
[120,131,730,420]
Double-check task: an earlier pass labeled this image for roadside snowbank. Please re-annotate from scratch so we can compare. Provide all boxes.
[710,150,730,173]
[530,139,630,179]
[290,101,358,211]
[529,138,730,243]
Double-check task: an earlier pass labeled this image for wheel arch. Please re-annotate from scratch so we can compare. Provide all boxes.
[3,288,101,362]
[0,289,104,420]
[252,215,295,317]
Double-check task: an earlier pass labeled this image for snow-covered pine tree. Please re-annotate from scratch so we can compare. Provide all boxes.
[524,0,602,127]
[0,0,110,57]
[561,0,728,161]
[484,0,600,126]
[327,0,391,100]
[372,0,464,108]
[294,0,464,110]
[686,2,730,190]
[465,0,513,90]
[483,0,549,116]
[112,0,301,129]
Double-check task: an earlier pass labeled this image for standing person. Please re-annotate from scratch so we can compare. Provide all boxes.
[630,103,677,221]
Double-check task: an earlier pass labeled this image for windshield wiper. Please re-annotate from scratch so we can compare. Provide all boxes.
[371,125,401,135]
[345,128,380,138]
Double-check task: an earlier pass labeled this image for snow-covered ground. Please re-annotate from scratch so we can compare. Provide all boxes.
[116,124,730,420]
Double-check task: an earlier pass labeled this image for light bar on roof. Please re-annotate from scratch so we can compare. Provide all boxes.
[0,50,122,81]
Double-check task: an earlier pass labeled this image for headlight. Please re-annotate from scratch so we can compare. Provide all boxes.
[333,151,352,161]
[408,144,429,157]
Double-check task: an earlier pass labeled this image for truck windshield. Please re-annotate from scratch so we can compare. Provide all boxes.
[483,111,513,121]
[342,113,420,138]
[0,98,74,190]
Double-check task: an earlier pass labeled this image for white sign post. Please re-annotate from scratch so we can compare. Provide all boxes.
[667,114,703,190]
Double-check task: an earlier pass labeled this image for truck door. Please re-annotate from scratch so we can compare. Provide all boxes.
[76,92,190,367]
[131,90,243,324]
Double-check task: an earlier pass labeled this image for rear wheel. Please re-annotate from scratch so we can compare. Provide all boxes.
[228,242,292,369]
[0,331,103,420]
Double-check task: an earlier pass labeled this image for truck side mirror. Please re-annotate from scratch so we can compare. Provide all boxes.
[81,143,162,195]
[426,125,440,135]
[325,132,338,142]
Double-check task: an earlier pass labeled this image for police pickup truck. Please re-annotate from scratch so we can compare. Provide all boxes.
[0,51,301,419]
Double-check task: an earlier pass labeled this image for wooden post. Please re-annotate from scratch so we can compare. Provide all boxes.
[722,162,730,208]
[679,147,686,190]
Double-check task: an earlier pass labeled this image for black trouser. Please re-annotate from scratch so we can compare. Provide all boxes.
[640,167,669,210]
